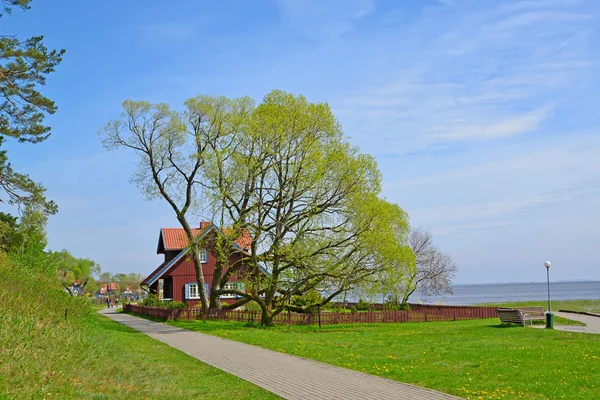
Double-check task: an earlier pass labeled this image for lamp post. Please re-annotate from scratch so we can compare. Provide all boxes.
[544,260,554,329]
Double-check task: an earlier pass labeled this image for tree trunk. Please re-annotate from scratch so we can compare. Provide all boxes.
[190,247,209,313]
[261,311,275,327]
[209,282,222,309]
[259,300,275,327]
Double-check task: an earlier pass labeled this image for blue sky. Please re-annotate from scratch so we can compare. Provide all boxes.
[2,0,599,284]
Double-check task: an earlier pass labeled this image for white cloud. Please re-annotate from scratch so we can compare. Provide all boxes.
[428,106,552,140]
[330,0,596,153]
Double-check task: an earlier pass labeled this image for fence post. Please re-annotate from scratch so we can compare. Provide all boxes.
[425,308,429,322]
[318,305,321,328]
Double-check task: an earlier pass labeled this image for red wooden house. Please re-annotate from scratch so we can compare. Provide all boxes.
[141,222,251,307]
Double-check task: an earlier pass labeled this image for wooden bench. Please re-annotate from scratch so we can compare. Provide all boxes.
[497,308,534,327]
[515,306,545,321]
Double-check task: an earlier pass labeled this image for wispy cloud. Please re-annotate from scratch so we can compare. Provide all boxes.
[332,0,596,152]
[277,0,375,41]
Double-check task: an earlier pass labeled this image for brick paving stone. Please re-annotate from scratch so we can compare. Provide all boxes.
[100,308,461,400]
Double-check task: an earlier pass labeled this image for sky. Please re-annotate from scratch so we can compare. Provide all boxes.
[1,0,599,284]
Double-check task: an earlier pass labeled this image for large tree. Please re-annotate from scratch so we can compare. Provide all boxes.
[0,0,63,214]
[203,90,411,326]
[99,97,251,312]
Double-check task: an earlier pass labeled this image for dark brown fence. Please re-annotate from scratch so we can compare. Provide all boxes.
[123,304,498,325]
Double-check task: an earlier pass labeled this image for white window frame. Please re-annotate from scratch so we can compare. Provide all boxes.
[199,249,208,263]
[189,283,199,299]
[220,282,238,299]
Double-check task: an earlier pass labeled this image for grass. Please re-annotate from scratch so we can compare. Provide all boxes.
[532,315,584,326]
[0,261,278,399]
[162,317,600,399]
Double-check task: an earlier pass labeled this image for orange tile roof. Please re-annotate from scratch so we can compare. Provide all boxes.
[161,222,252,251]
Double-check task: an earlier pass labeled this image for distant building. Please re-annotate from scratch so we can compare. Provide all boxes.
[99,282,120,295]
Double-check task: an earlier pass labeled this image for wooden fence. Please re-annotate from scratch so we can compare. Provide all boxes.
[123,304,498,325]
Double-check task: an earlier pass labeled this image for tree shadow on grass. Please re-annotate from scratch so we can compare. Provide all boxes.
[488,323,527,329]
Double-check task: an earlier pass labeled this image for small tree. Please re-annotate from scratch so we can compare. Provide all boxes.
[98,271,113,294]
[52,250,100,297]
[383,228,457,307]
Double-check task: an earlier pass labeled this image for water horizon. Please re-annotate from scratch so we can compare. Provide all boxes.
[411,280,600,305]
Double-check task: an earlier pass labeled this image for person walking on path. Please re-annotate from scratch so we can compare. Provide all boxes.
[116,298,119,308]
[106,297,110,308]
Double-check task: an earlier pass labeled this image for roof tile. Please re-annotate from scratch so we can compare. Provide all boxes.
[161,223,252,251]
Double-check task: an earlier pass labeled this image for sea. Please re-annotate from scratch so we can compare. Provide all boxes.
[409,281,600,305]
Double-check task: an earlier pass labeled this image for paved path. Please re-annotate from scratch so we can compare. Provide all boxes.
[553,311,600,334]
[99,309,459,400]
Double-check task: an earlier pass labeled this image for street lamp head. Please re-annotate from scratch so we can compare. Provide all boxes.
[544,260,551,269]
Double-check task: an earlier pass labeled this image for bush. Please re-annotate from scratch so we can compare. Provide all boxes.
[355,298,371,311]
[140,293,161,307]
[244,301,262,312]
[290,289,323,313]
[165,301,187,309]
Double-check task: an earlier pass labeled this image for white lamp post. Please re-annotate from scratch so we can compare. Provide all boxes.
[544,260,554,329]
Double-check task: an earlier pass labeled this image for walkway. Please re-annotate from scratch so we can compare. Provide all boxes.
[99,308,459,400]
[553,311,600,334]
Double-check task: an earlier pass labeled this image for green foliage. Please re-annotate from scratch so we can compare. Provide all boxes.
[290,289,324,313]
[165,301,187,309]
[355,298,371,311]
[1,0,31,16]
[0,2,63,212]
[141,293,161,307]
[50,249,100,296]
[101,89,412,325]
[382,299,401,311]
[244,301,262,312]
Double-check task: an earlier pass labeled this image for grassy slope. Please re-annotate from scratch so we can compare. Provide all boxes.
[0,262,278,399]
[166,318,600,400]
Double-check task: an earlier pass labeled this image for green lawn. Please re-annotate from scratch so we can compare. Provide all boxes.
[164,317,600,399]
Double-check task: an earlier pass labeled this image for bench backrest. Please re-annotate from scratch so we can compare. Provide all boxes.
[516,306,544,316]
[497,308,524,324]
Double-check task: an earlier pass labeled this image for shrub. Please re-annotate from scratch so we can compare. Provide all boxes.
[165,301,187,309]
[140,294,161,307]
[355,298,371,311]
[244,301,262,312]
[290,289,324,313]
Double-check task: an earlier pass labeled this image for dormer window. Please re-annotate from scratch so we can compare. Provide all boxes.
[199,249,208,263]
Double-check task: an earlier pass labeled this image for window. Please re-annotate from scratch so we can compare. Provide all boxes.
[199,249,208,263]
[220,282,244,299]
[220,283,237,299]
[185,282,209,300]
[188,283,199,299]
